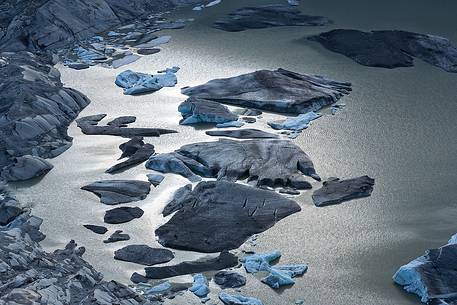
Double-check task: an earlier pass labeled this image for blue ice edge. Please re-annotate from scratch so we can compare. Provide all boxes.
[393,233,457,303]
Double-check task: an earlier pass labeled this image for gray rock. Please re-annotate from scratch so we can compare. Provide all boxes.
[206,129,278,139]
[0,156,53,182]
[104,206,144,224]
[312,176,375,207]
[144,251,238,279]
[234,108,262,116]
[106,137,155,174]
[114,245,174,266]
[182,68,351,114]
[241,117,256,124]
[83,224,108,235]
[309,29,457,72]
[81,180,151,205]
[155,181,301,252]
[178,97,238,125]
[0,52,89,175]
[76,114,177,138]
[147,174,165,187]
[137,48,161,55]
[146,138,320,189]
[0,0,194,52]
[213,5,332,32]
[214,271,246,289]
[104,230,130,243]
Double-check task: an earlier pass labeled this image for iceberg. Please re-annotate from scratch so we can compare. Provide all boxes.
[115,67,179,95]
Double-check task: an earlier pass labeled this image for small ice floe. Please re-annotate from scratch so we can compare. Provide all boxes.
[189,274,210,298]
[193,0,222,11]
[268,111,321,131]
[140,281,172,296]
[241,251,308,289]
[115,67,179,95]
[110,53,141,69]
[107,31,121,37]
[288,0,300,5]
[216,121,245,128]
[219,292,264,305]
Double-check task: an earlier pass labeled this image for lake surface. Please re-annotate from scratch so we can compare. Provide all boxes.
[13,0,457,304]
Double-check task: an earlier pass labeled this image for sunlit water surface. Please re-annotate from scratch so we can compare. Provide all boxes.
[13,0,457,304]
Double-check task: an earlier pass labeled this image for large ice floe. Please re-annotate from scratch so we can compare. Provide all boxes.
[309,29,457,72]
[115,67,179,95]
[393,233,457,305]
[146,138,320,189]
[155,181,301,252]
[182,69,351,114]
[213,4,331,32]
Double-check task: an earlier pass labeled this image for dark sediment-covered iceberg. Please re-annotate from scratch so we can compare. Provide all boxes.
[213,5,332,32]
[309,29,457,72]
[181,69,351,114]
[155,181,301,252]
[393,233,457,305]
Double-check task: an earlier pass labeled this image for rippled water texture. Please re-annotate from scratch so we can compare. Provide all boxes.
[12,0,457,304]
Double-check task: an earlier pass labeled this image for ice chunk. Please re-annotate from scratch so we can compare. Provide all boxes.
[189,274,209,298]
[268,111,321,131]
[115,67,179,95]
[219,292,264,305]
[240,251,281,273]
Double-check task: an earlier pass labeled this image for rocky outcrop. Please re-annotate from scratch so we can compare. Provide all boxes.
[0,52,90,177]
[393,233,457,305]
[76,114,177,138]
[114,245,174,266]
[155,181,301,253]
[146,138,320,189]
[312,176,375,207]
[0,185,151,305]
[309,29,457,72]
[0,0,202,52]
[104,206,144,224]
[81,180,151,205]
[178,97,238,125]
[182,69,351,114]
[213,5,332,32]
[142,251,238,279]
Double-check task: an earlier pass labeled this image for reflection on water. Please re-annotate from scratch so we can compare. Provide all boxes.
[12,0,457,304]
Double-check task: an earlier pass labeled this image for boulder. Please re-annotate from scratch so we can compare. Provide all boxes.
[182,69,351,114]
[76,114,177,137]
[178,97,238,125]
[213,5,331,32]
[115,67,179,95]
[0,156,53,182]
[83,225,108,235]
[312,176,375,207]
[214,271,246,289]
[309,29,457,72]
[104,230,130,243]
[144,250,238,279]
[106,137,155,174]
[114,245,174,266]
[155,181,301,252]
[146,138,320,189]
[81,180,151,205]
[104,206,144,224]
[206,129,278,139]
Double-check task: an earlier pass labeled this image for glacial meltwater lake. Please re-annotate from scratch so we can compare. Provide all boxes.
[12,0,457,304]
